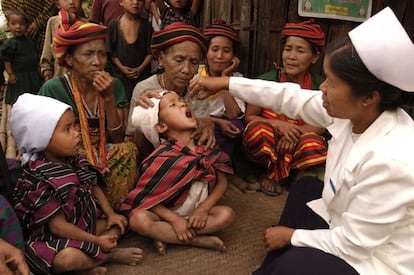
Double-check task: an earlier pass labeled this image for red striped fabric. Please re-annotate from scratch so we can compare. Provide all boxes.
[120,139,232,217]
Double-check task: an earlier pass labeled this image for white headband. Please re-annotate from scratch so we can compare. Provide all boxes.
[10,94,72,165]
[131,90,173,148]
[349,7,414,92]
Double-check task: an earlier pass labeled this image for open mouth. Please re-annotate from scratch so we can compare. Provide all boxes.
[185,108,193,118]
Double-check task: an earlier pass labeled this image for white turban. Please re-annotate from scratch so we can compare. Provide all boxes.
[10,93,72,165]
[131,90,173,148]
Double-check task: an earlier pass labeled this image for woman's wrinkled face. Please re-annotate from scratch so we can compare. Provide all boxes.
[282,36,319,81]
[65,39,107,81]
[159,40,202,92]
[206,36,235,76]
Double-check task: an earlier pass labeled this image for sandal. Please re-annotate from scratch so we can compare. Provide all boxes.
[260,177,282,196]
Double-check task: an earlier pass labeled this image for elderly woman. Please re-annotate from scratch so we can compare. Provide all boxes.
[243,19,328,195]
[38,10,138,211]
[126,22,215,159]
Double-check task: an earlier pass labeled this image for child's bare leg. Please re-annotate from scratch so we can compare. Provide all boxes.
[130,210,183,244]
[195,205,235,235]
[52,247,106,274]
[105,247,143,265]
[129,210,230,252]
[96,218,144,264]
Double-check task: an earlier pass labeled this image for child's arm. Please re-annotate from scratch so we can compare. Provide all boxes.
[48,210,118,251]
[187,171,228,230]
[151,0,161,22]
[4,61,17,84]
[152,204,196,241]
[40,17,55,81]
[190,0,202,16]
[92,185,128,235]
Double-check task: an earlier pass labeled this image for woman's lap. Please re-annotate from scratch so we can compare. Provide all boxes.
[253,176,360,274]
[254,246,359,275]
[106,141,139,211]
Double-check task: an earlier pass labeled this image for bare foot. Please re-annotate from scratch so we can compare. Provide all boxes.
[154,240,166,255]
[191,235,226,252]
[106,247,143,265]
[77,266,107,275]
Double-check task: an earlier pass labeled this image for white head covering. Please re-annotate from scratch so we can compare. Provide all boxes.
[131,90,173,148]
[10,94,72,165]
[348,7,414,92]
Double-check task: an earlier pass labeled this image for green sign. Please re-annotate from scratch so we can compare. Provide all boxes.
[298,0,372,22]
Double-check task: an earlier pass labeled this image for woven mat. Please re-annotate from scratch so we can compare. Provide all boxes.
[107,184,288,275]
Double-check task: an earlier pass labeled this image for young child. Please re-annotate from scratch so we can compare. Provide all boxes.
[106,0,153,103]
[120,91,235,255]
[40,0,85,81]
[0,9,42,104]
[88,0,124,26]
[10,94,143,274]
[158,0,202,29]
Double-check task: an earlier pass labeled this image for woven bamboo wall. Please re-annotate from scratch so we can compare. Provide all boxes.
[200,0,414,78]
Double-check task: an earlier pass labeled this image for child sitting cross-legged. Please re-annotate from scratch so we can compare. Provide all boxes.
[10,94,143,275]
[120,90,235,254]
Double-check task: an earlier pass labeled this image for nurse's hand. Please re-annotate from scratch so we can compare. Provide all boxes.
[189,76,231,100]
[263,226,295,252]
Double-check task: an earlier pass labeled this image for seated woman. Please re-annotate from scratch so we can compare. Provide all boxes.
[243,19,328,195]
[126,22,215,160]
[38,10,138,211]
[201,19,245,162]
[188,7,414,274]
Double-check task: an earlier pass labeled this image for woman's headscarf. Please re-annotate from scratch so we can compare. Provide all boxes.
[53,9,107,67]
[281,19,325,51]
[151,22,208,58]
[203,18,241,45]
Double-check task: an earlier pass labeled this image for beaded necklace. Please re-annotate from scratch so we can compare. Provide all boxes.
[71,76,108,171]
